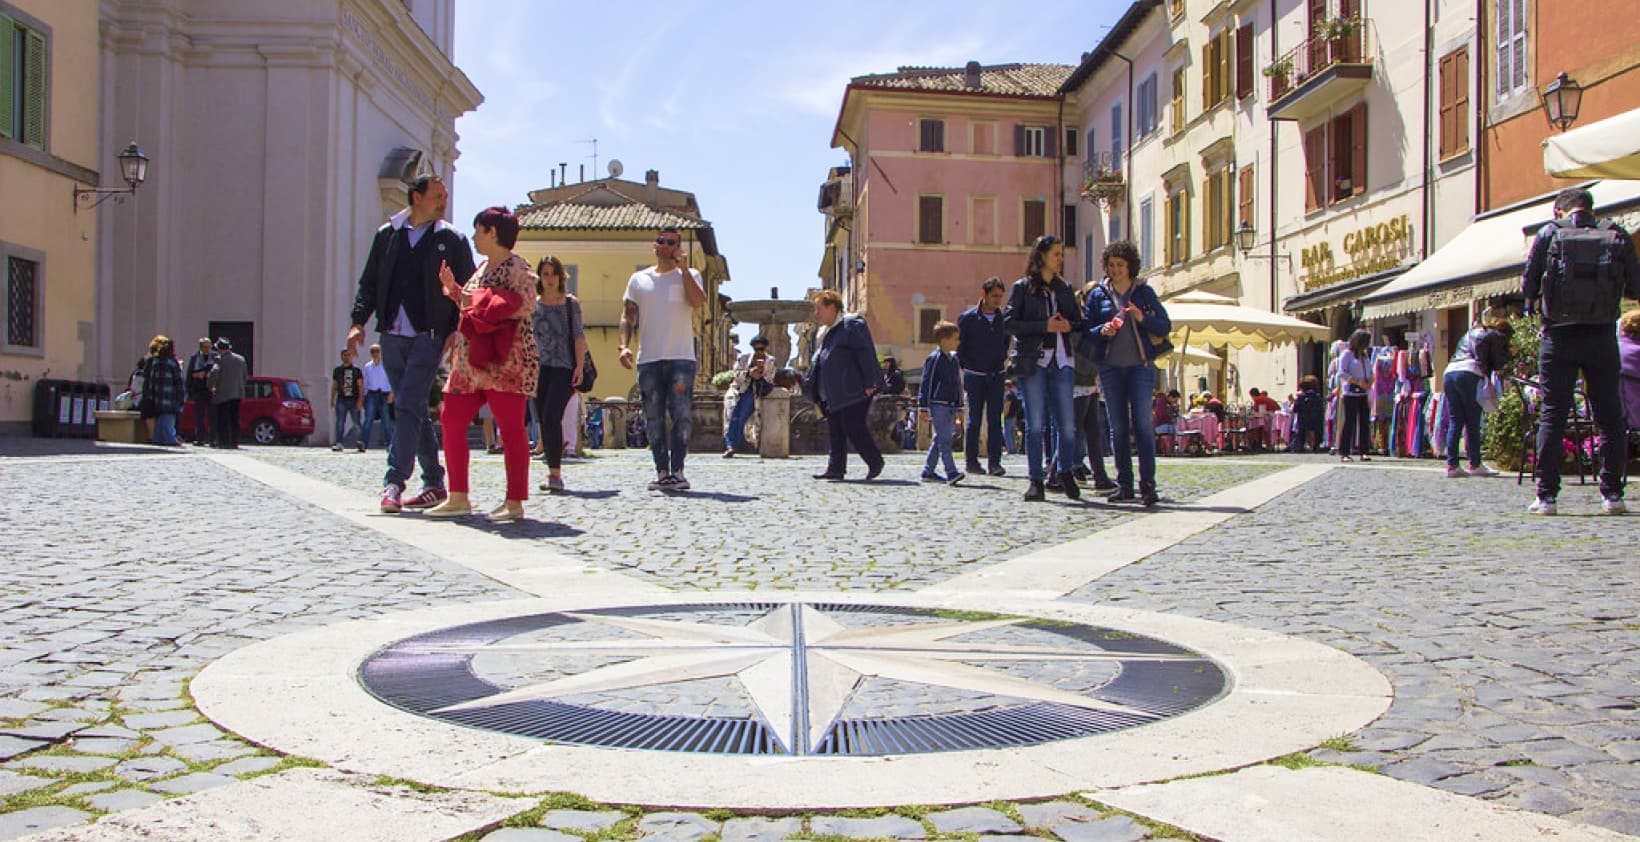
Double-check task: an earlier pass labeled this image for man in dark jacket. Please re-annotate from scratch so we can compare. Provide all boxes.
[1521,187,1640,515]
[804,290,884,480]
[346,175,476,514]
[956,277,1010,476]
[206,338,247,449]
[185,338,217,445]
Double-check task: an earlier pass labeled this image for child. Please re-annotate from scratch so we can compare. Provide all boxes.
[1291,375,1326,453]
[918,322,965,484]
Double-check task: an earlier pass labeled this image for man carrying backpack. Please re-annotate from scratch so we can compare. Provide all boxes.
[1522,187,1640,515]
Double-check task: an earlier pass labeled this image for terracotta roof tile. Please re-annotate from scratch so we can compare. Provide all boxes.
[515,202,708,231]
[851,63,1073,97]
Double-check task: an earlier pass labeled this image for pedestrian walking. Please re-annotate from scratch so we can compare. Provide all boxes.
[957,277,1009,476]
[207,338,247,449]
[918,321,965,484]
[724,335,773,457]
[1441,316,1513,478]
[804,289,885,480]
[1336,330,1374,462]
[1083,240,1173,506]
[331,348,365,452]
[359,344,394,449]
[139,336,185,446]
[347,174,476,514]
[530,254,586,494]
[185,338,216,445]
[619,226,707,492]
[1004,235,1084,501]
[1522,186,1640,515]
[426,206,539,522]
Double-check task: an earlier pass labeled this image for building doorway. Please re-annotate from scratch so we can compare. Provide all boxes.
[209,321,255,375]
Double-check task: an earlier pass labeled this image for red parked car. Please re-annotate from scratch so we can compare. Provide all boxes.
[179,376,315,445]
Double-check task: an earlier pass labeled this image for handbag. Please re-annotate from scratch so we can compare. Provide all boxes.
[1476,372,1502,413]
[565,296,598,393]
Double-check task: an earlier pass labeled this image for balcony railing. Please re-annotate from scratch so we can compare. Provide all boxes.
[1266,20,1371,104]
[1080,151,1125,204]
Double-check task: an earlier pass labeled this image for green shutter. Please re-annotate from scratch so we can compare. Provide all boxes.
[21,26,43,147]
[0,16,15,140]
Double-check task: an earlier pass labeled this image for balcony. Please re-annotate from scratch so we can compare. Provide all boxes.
[1265,20,1373,123]
[817,178,853,218]
[1080,151,1125,205]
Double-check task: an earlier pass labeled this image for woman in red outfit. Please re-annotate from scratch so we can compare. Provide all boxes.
[428,206,539,522]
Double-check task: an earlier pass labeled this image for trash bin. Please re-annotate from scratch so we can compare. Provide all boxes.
[33,380,112,438]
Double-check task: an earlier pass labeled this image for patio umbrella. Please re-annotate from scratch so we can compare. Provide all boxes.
[1162,290,1332,351]
[1154,345,1222,368]
[1543,107,1640,178]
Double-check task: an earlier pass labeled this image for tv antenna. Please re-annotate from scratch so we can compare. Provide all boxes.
[581,138,599,179]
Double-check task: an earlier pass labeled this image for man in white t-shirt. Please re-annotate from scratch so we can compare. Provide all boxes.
[620,226,706,491]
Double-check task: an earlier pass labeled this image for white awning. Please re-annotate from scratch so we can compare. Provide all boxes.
[1544,108,1640,178]
[1360,179,1640,320]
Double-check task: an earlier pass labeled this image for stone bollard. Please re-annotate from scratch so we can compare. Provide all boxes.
[601,400,626,450]
[758,388,792,458]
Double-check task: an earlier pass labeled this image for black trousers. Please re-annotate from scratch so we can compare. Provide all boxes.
[1536,324,1627,500]
[214,400,241,448]
[962,372,1005,468]
[1077,394,1112,482]
[534,365,576,470]
[825,399,883,474]
[1338,394,1370,457]
[191,393,212,443]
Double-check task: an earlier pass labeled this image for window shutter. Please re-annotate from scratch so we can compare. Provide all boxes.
[1200,43,1212,110]
[1014,124,1026,156]
[1063,204,1077,242]
[1023,200,1046,243]
[1236,25,1254,98]
[21,28,43,148]
[1453,47,1470,155]
[1220,30,1233,102]
[1349,104,1367,196]
[0,16,14,140]
[1238,164,1255,230]
[1045,128,1058,158]
[1065,127,1077,157]
[1303,125,1326,211]
[1437,53,1453,159]
[922,196,944,243]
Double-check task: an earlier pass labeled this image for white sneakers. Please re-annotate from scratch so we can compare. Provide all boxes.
[1528,496,1627,515]
[1603,497,1628,515]
[1527,498,1557,516]
[1446,466,1467,479]
[1468,464,1500,477]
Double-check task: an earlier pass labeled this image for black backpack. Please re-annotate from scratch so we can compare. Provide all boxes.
[1542,218,1629,325]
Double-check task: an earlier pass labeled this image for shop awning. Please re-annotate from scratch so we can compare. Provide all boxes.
[1282,266,1407,315]
[1544,108,1640,178]
[1360,179,1640,320]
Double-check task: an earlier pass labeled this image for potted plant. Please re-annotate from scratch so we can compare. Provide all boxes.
[1261,57,1294,79]
[1317,16,1356,42]
[1081,168,1125,202]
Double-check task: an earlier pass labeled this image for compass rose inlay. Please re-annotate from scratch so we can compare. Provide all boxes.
[358,603,1228,756]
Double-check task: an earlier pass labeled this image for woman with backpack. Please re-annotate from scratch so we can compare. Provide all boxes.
[531,255,587,494]
[1441,316,1513,478]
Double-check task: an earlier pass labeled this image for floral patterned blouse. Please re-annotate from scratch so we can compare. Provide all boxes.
[445,253,540,397]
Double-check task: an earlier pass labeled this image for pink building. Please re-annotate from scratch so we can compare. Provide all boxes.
[825,62,1076,362]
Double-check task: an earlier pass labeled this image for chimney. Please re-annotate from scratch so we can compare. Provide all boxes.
[558,162,567,185]
[579,164,585,183]
[770,286,778,299]
[645,169,660,206]
[549,170,556,188]
[964,61,982,90]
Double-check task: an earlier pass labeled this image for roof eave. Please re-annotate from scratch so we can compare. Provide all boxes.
[1060,0,1165,94]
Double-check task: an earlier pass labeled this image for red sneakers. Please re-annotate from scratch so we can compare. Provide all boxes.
[380,483,403,514]
[402,486,449,510]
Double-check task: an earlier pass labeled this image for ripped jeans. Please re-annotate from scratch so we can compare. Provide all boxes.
[637,359,697,475]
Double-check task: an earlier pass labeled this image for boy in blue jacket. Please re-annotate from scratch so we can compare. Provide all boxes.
[919,322,965,484]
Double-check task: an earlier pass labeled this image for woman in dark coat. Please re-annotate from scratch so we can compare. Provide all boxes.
[139,335,186,446]
[803,289,885,480]
[1003,235,1084,501]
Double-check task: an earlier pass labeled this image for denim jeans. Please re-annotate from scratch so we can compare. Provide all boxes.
[1019,364,1077,482]
[1442,369,1484,469]
[725,390,757,451]
[638,359,697,475]
[962,372,1005,468]
[1536,324,1627,501]
[333,402,362,447]
[1099,363,1157,491]
[152,413,179,445]
[361,391,393,448]
[379,332,445,490]
[924,404,960,478]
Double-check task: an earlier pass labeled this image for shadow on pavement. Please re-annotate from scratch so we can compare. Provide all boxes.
[0,436,179,458]
[461,518,586,539]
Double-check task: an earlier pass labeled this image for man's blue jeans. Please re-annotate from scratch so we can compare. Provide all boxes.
[334,403,361,447]
[1019,364,1077,482]
[725,390,756,451]
[379,332,445,490]
[361,391,393,448]
[924,404,960,478]
[1099,363,1157,492]
[962,372,1006,468]
[1442,370,1484,469]
[638,359,697,475]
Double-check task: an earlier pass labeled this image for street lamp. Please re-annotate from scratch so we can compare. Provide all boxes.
[1540,72,1583,132]
[1234,221,1258,252]
[72,142,150,212]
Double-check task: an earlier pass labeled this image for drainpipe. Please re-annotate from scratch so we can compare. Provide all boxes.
[1056,95,1066,249]
[1422,0,1433,259]
[1112,50,1135,238]
[1268,0,1279,318]
[1474,0,1486,215]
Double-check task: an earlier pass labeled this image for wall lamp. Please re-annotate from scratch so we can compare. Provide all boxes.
[73,142,149,212]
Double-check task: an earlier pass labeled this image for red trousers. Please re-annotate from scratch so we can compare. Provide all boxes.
[440,390,529,501]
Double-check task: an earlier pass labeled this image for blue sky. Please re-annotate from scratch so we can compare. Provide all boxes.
[451,1,1129,308]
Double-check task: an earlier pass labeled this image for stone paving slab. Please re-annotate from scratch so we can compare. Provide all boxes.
[927,806,1021,834]
[1069,465,1640,835]
[0,806,90,840]
[1050,815,1150,842]
[719,816,802,842]
[809,815,928,839]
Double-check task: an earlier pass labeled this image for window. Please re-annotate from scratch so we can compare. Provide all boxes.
[918,195,943,244]
[1017,125,1048,157]
[5,254,39,350]
[1086,122,1097,160]
[1235,24,1254,99]
[1023,199,1046,243]
[1109,103,1123,169]
[1201,29,1234,109]
[917,307,944,344]
[1136,74,1159,137]
[0,12,48,149]
[563,264,579,295]
[918,118,946,153]
[1063,204,1078,243]
[281,381,306,401]
[1170,67,1186,134]
[1139,196,1154,268]
[1302,104,1368,211]
[1065,127,1078,157]
[1204,168,1233,252]
[1168,0,1185,19]
[1439,46,1471,159]
[1238,164,1256,233]
[1108,216,1121,247]
[1165,190,1190,265]
[1495,0,1526,97]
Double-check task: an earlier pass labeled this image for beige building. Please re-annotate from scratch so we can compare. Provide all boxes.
[0,1,101,432]
[96,0,481,440]
[513,170,734,401]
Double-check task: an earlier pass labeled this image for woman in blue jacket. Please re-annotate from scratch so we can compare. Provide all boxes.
[803,289,886,480]
[1003,235,1085,501]
[1083,241,1173,506]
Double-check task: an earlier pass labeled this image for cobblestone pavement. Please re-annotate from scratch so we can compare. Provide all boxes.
[1070,465,1640,835]
[256,449,1282,592]
[0,452,520,835]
